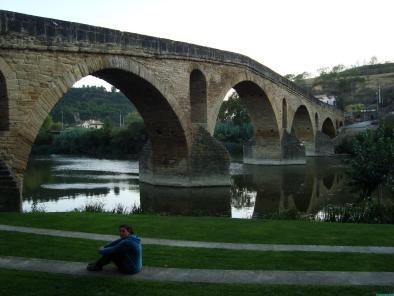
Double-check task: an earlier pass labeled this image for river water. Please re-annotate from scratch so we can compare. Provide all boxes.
[20,155,364,219]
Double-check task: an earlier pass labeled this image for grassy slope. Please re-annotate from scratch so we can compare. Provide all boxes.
[0,269,392,296]
[1,212,394,246]
[1,231,394,272]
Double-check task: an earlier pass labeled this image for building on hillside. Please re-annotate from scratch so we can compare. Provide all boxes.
[79,119,104,129]
[315,94,336,106]
[344,104,378,123]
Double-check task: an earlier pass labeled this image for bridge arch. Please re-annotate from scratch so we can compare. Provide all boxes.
[190,69,207,126]
[290,105,314,155]
[322,117,336,138]
[282,98,287,129]
[0,57,15,133]
[232,81,280,143]
[290,105,314,142]
[16,56,190,176]
[209,73,280,135]
[212,79,282,164]
[0,70,9,131]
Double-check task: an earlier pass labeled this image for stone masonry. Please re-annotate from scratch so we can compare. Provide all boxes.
[0,10,344,200]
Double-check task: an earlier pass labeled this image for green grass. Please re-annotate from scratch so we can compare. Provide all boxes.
[1,212,394,246]
[0,269,393,296]
[1,231,394,271]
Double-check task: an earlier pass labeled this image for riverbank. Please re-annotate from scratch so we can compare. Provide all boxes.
[1,212,393,295]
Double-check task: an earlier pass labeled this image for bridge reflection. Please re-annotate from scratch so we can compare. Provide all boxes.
[139,184,231,217]
[138,158,353,218]
[8,157,354,217]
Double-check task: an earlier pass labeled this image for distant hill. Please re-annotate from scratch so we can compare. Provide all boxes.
[50,86,135,125]
[292,63,394,109]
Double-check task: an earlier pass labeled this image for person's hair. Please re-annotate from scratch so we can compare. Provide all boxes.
[119,224,133,234]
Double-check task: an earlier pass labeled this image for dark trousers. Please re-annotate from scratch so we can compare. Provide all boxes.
[96,253,128,273]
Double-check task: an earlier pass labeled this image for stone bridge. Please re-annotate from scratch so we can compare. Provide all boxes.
[0,10,343,201]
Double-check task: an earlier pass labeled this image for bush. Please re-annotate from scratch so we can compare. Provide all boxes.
[317,203,394,224]
[347,127,394,201]
[334,137,354,154]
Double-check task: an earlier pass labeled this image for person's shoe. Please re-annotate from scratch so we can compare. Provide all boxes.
[86,263,102,272]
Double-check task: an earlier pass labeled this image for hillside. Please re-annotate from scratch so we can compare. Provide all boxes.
[291,63,394,109]
[50,86,135,125]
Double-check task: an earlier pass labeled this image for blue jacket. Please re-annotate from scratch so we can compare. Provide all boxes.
[99,234,142,274]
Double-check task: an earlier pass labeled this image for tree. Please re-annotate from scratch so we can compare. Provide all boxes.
[42,115,53,131]
[284,74,295,81]
[369,56,378,65]
[284,72,311,94]
[217,92,251,126]
[124,111,143,125]
[285,72,310,82]
[347,128,394,201]
[103,117,113,132]
[331,64,345,73]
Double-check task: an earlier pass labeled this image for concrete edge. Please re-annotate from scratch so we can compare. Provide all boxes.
[1,256,394,286]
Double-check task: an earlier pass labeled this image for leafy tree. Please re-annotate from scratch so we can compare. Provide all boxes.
[41,116,53,131]
[103,117,113,132]
[124,111,143,125]
[284,74,295,81]
[217,92,251,126]
[214,92,254,155]
[284,72,311,94]
[369,56,378,65]
[347,128,394,201]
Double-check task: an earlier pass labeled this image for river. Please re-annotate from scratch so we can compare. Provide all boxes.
[20,155,365,219]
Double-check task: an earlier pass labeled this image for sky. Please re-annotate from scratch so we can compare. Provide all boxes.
[2,0,393,89]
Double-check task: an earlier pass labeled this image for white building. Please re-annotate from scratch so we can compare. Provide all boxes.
[80,119,104,129]
[315,94,336,106]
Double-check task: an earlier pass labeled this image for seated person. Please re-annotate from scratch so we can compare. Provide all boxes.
[87,224,142,274]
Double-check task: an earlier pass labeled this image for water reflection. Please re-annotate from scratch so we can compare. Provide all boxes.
[231,159,354,218]
[140,183,231,217]
[15,155,365,218]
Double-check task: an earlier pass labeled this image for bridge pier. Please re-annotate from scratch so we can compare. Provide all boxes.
[140,127,231,187]
[0,161,21,212]
[304,141,317,156]
[243,131,306,165]
[314,131,335,156]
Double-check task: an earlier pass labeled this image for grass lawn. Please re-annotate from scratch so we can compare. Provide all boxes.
[0,212,394,246]
[0,269,393,296]
[1,230,394,272]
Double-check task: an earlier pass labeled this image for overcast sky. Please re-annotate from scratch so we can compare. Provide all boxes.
[2,0,393,89]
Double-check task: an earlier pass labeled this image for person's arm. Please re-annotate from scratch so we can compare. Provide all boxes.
[103,238,122,248]
[99,240,127,256]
